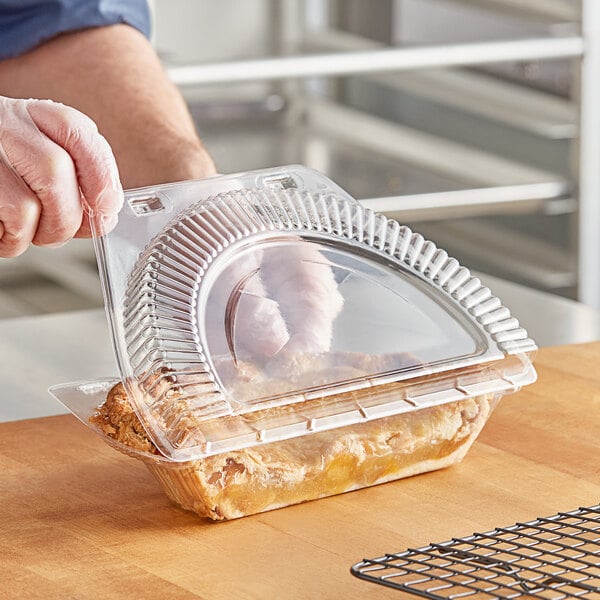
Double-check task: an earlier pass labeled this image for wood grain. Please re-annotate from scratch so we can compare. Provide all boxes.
[1,343,599,599]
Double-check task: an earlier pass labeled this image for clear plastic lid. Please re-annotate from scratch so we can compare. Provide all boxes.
[93,165,537,461]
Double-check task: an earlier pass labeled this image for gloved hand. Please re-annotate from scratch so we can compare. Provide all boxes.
[0,96,123,258]
[261,244,344,353]
[212,241,344,365]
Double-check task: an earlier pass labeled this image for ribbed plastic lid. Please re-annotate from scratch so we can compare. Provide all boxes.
[93,166,536,461]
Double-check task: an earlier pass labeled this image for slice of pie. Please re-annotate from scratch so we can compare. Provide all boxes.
[90,354,494,520]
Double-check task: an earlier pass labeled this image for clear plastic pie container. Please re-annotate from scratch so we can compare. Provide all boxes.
[50,165,537,520]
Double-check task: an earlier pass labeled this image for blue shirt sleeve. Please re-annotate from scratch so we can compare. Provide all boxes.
[0,0,151,61]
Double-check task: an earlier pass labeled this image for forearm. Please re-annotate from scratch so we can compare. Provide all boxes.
[0,24,216,188]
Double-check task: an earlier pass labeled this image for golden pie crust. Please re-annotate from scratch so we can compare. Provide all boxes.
[90,369,493,520]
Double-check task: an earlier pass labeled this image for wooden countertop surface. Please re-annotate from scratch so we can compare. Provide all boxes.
[1,343,599,599]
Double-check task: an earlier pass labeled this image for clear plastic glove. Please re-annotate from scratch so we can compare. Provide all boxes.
[0,96,123,258]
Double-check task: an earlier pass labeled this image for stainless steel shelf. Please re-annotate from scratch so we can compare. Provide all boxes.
[361,184,574,222]
[196,100,570,218]
[418,219,576,290]
[307,28,577,140]
[306,99,565,187]
[167,36,583,86]
[446,0,579,23]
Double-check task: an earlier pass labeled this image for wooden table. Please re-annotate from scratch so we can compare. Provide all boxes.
[1,343,599,599]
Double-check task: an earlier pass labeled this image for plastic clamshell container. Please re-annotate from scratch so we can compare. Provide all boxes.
[50,165,537,520]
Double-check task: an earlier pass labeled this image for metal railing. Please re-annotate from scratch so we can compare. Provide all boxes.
[167,36,583,86]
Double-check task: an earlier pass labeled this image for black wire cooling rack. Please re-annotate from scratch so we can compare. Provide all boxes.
[351,505,600,599]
